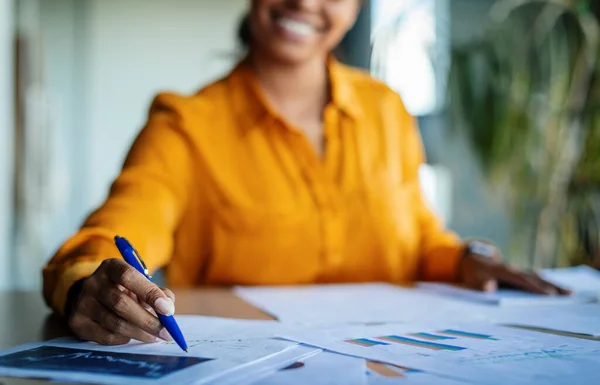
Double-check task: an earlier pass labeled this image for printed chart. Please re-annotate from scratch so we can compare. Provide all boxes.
[282,324,600,385]
[0,346,211,379]
[345,329,498,352]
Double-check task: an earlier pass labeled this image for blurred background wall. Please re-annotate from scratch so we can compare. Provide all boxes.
[10,0,249,289]
[0,0,15,289]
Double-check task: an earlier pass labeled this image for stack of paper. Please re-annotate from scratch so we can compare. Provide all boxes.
[488,303,600,337]
[280,323,600,385]
[417,282,597,306]
[2,281,600,384]
[234,283,494,326]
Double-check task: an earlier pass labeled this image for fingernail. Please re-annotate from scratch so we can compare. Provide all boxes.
[155,298,175,316]
[159,328,173,341]
[545,288,558,296]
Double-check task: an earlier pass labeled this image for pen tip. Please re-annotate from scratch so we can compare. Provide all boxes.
[185,349,188,353]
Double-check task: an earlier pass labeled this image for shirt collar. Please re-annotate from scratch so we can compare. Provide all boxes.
[327,57,364,120]
[228,56,364,131]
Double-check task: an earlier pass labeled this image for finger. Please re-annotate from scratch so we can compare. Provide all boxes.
[530,273,572,295]
[482,279,498,293]
[96,282,164,337]
[524,274,557,295]
[102,259,175,316]
[122,284,154,313]
[492,266,551,294]
[138,298,157,316]
[70,314,130,346]
[118,286,139,302]
[85,298,159,343]
[552,283,572,295]
[161,287,175,303]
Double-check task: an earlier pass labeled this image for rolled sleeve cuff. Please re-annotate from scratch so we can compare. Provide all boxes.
[421,243,466,282]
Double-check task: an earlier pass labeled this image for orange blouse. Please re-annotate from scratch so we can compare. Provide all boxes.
[43,59,464,315]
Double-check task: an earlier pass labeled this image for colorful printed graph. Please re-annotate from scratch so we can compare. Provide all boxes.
[437,329,499,340]
[345,338,390,347]
[407,332,456,341]
[376,336,466,351]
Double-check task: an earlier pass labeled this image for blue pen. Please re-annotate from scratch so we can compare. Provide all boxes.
[114,236,188,352]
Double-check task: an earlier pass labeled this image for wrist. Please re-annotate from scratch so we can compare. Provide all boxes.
[64,279,85,320]
[458,241,497,282]
[465,240,497,259]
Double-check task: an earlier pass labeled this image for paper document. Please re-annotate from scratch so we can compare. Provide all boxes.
[540,265,600,298]
[281,323,600,385]
[0,315,320,385]
[488,304,600,337]
[0,339,308,385]
[255,351,367,385]
[417,282,596,306]
[209,345,322,385]
[168,315,298,344]
[366,365,469,385]
[235,283,494,326]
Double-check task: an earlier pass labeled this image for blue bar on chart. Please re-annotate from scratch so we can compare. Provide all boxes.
[375,336,466,351]
[407,332,456,341]
[345,338,390,347]
[437,329,499,340]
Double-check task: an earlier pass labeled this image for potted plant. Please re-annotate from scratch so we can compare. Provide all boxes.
[449,0,600,269]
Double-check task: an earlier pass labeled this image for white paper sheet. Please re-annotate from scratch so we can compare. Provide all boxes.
[540,265,600,298]
[253,351,367,385]
[0,339,309,385]
[488,304,600,337]
[0,315,322,385]
[235,283,600,338]
[417,282,596,306]
[235,283,494,326]
[281,323,600,385]
[366,366,469,385]
[167,315,299,344]
[207,345,322,385]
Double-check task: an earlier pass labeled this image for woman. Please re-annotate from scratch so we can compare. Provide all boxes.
[43,0,567,345]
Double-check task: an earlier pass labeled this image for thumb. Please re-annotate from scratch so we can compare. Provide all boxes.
[481,279,498,293]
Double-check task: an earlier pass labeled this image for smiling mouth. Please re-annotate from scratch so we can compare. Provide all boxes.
[274,14,322,38]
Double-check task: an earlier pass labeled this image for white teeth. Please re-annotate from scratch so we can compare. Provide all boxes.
[278,18,316,37]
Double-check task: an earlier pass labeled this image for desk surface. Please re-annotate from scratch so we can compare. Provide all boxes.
[0,289,272,385]
[0,288,271,350]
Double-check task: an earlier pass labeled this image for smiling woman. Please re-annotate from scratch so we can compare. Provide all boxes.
[43,0,568,347]
[243,0,362,64]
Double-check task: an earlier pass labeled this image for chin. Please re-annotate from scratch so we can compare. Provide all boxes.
[262,41,322,65]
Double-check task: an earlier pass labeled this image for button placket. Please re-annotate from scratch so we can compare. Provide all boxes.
[278,106,349,280]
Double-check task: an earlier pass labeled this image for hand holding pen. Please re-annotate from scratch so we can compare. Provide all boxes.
[66,239,186,350]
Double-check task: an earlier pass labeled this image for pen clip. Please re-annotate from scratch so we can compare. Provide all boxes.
[131,246,152,278]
